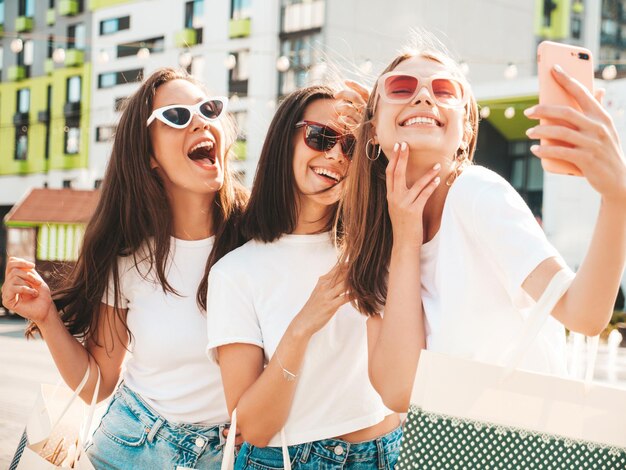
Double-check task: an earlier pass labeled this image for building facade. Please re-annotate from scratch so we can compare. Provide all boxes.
[1,0,624,292]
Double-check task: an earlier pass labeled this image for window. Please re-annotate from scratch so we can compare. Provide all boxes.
[100,16,130,35]
[49,0,55,8]
[45,85,51,160]
[231,0,251,20]
[282,0,324,33]
[185,0,204,28]
[117,37,164,58]
[96,126,115,142]
[508,140,544,218]
[0,0,4,25]
[68,23,86,50]
[98,69,143,88]
[0,47,3,77]
[67,76,81,103]
[65,127,80,154]
[62,180,72,188]
[18,0,34,17]
[17,88,30,114]
[47,35,54,59]
[15,88,29,162]
[229,50,249,96]
[279,33,321,95]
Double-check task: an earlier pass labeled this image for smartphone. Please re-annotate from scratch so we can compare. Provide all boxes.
[537,41,594,176]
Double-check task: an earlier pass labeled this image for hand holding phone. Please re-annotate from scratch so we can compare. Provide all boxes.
[536,41,594,176]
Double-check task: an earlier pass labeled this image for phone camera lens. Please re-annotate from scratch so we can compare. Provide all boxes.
[578,53,589,60]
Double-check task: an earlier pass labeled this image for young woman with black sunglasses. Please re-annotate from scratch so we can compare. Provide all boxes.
[206,84,401,469]
[2,68,248,468]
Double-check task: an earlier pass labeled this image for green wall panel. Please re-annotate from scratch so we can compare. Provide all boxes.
[89,0,135,10]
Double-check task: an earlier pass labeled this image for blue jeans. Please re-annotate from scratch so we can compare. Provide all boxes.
[85,384,227,469]
[235,426,402,470]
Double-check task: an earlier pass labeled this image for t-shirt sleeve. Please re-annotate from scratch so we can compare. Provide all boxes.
[206,266,263,363]
[465,174,568,308]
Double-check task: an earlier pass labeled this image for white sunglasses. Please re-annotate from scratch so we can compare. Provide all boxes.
[146,97,228,129]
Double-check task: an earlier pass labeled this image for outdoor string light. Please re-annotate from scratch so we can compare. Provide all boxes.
[10,38,24,53]
[224,54,237,70]
[276,55,290,72]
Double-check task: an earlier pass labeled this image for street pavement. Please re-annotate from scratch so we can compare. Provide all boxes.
[1,315,626,467]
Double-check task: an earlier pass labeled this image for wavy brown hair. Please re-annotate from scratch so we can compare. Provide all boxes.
[27,68,248,342]
[340,47,479,316]
[243,85,339,242]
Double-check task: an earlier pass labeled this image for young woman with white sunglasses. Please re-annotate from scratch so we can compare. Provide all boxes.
[2,68,248,469]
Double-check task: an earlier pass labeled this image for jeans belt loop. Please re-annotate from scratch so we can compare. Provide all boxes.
[299,441,312,463]
[147,417,165,444]
[376,436,386,470]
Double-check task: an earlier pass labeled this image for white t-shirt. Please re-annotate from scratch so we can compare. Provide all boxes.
[206,233,390,446]
[103,237,229,424]
[421,165,570,375]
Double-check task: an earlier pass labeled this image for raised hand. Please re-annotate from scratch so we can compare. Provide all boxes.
[291,263,351,338]
[1,257,54,324]
[334,80,370,130]
[386,142,442,249]
[525,65,626,205]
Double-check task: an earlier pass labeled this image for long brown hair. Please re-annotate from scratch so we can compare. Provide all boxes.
[27,68,248,341]
[243,85,338,242]
[340,47,480,316]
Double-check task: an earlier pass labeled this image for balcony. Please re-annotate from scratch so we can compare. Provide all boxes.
[59,0,79,16]
[63,102,81,118]
[13,112,30,127]
[38,111,50,123]
[47,8,56,25]
[64,49,85,67]
[175,28,198,48]
[15,16,34,32]
[44,58,55,75]
[8,65,26,82]
[229,18,251,38]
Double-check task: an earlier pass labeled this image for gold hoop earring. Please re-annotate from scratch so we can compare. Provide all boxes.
[366,138,381,161]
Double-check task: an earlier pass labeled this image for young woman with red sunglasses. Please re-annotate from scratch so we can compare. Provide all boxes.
[206,85,401,469]
[341,35,626,412]
[2,68,248,468]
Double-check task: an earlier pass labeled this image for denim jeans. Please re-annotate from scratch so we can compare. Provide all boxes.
[235,426,402,470]
[85,383,227,470]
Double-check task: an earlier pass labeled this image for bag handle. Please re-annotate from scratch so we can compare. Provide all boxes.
[48,363,94,431]
[221,408,291,470]
[501,268,574,373]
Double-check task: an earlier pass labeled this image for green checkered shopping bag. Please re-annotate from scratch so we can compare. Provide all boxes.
[397,271,626,469]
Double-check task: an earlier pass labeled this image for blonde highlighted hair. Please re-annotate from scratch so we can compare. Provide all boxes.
[340,35,480,316]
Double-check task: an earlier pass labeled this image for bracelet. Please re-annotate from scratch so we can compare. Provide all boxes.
[274,352,298,382]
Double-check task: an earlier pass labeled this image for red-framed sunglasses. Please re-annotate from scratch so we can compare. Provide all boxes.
[294,120,356,160]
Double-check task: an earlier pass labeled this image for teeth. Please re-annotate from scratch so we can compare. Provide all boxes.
[189,140,214,153]
[312,167,342,182]
[402,116,439,127]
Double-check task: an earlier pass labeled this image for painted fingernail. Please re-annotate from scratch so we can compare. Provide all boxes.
[393,143,399,152]
[553,64,564,74]
[530,144,540,153]
[524,106,536,116]
[433,163,441,170]
[525,127,536,136]
[434,177,441,185]
[400,142,407,151]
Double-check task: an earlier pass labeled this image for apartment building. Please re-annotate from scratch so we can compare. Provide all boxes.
[1,0,624,291]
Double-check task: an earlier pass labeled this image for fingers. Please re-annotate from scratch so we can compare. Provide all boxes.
[526,124,597,149]
[385,143,399,194]
[530,144,592,168]
[6,257,35,272]
[551,65,601,116]
[344,80,370,103]
[594,87,606,105]
[405,163,442,203]
[393,142,409,193]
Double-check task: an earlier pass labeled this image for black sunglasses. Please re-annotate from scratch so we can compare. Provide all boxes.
[294,120,356,160]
